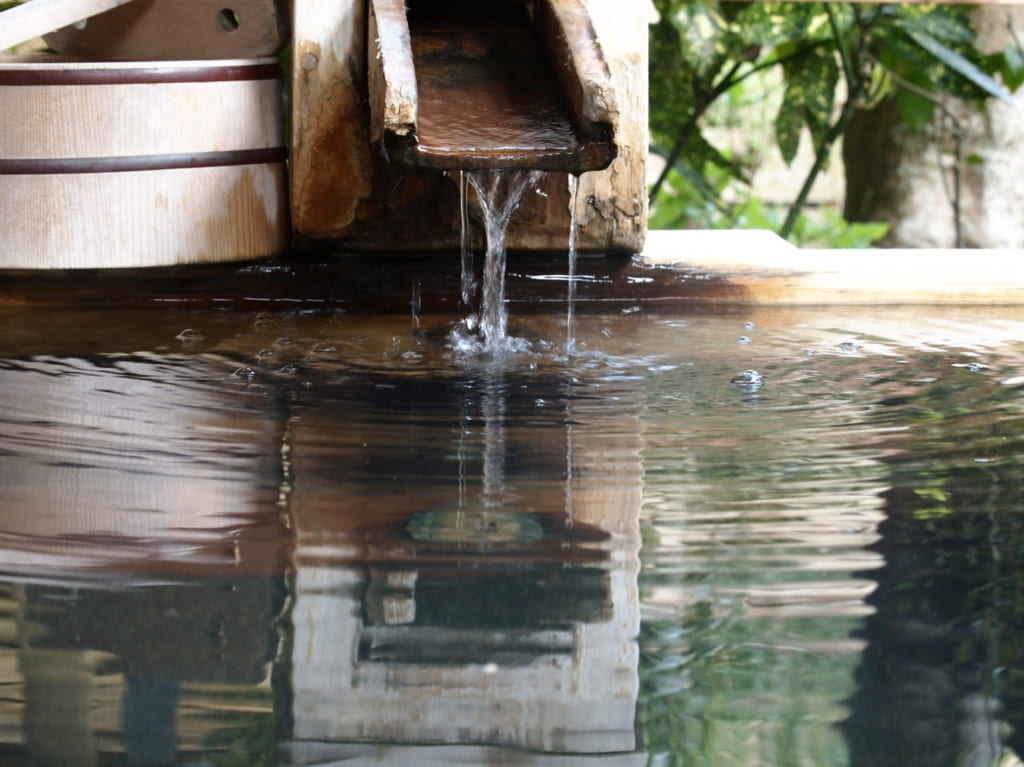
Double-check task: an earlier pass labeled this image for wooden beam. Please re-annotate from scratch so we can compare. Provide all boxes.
[0,0,136,51]
[43,0,286,60]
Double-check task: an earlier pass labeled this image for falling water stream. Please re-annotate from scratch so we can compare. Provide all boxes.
[459,169,582,356]
[461,169,544,352]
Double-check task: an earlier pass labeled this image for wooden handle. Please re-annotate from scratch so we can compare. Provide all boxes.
[0,0,137,51]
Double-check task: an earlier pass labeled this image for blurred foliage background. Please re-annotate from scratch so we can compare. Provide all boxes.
[648,1,1024,247]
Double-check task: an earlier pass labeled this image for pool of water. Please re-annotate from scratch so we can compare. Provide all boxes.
[1,274,1023,766]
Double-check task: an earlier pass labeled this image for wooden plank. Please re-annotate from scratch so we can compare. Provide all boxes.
[0,71,283,159]
[290,0,374,238]
[0,0,135,51]
[0,58,287,268]
[1,164,288,268]
[537,0,618,140]
[368,0,416,146]
[43,0,285,60]
[560,0,649,252]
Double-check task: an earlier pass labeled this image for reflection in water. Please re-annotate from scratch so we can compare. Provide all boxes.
[0,303,1022,764]
[282,358,642,761]
[845,362,1024,767]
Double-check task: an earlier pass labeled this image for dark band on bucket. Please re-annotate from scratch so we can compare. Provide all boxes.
[0,63,281,87]
[0,148,288,175]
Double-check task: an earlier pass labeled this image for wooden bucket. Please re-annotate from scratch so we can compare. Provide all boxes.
[0,57,288,269]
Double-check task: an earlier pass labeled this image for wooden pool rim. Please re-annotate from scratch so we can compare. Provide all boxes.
[2,231,1024,309]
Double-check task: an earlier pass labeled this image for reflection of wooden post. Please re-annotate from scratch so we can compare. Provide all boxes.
[20,651,98,767]
[285,378,644,756]
[291,0,649,252]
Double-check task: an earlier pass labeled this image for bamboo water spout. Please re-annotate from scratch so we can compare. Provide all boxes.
[290,0,650,252]
[368,0,618,174]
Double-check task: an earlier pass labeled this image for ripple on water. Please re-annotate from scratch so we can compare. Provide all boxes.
[0,304,1023,762]
[0,353,287,576]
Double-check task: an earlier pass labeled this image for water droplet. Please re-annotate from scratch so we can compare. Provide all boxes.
[744,321,756,329]
[401,350,424,361]
[839,341,860,353]
[738,336,751,345]
[967,362,986,372]
[730,369,764,387]
[312,342,337,354]
[256,348,275,358]
[175,328,204,342]
[621,306,642,315]
[233,366,256,380]
[275,337,296,347]
[535,398,546,407]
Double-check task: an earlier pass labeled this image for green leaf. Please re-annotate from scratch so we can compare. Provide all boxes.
[775,97,802,165]
[904,28,1014,103]
[775,48,838,163]
[895,88,935,132]
[894,4,975,46]
[1001,43,1024,92]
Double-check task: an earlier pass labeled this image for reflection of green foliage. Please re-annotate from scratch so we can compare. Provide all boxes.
[638,601,854,766]
[649,1,1018,242]
[203,712,277,767]
[636,344,1024,763]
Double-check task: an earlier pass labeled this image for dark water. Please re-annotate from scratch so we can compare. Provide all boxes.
[1,289,1023,766]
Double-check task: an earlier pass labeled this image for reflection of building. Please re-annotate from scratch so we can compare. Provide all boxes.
[282,372,644,764]
[0,353,288,764]
[0,337,648,763]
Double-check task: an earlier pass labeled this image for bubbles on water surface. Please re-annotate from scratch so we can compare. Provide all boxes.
[730,369,764,388]
[175,328,204,343]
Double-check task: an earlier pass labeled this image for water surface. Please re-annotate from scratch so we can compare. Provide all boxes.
[0,289,1023,766]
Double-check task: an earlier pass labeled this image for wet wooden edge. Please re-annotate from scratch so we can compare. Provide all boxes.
[6,232,1024,309]
[0,252,750,312]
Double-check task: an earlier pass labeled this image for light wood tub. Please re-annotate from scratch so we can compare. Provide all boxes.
[0,56,288,269]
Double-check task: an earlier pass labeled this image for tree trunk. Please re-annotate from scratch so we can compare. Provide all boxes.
[844,6,1024,248]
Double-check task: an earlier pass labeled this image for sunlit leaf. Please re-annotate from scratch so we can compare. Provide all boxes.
[904,28,1014,103]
